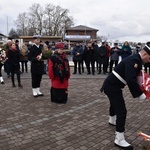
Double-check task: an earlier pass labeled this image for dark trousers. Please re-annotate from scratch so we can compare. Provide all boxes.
[99,62,107,74]
[21,61,28,72]
[31,73,42,88]
[109,60,118,73]
[10,69,21,84]
[86,59,95,74]
[73,60,81,74]
[4,60,10,75]
[104,81,127,132]
[0,63,3,77]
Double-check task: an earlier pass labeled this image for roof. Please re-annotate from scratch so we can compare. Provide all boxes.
[0,33,7,37]
[66,25,99,31]
[19,36,62,39]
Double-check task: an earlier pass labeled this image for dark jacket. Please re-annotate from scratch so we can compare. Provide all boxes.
[8,49,20,71]
[28,44,44,75]
[72,46,83,61]
[102,54,143,98]
[97,46,108,63]
[84,46,97,61]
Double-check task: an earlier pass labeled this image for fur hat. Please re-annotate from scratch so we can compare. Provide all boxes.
[55,42,64,49]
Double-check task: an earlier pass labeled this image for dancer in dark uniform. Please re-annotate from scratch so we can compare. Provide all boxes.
[101,42,150,150]
[28,35,44,97]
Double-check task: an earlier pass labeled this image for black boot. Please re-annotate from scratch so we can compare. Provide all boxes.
[12,83,16,87]
[18,83,23,88]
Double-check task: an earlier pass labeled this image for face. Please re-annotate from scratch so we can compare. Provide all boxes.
[57,49,63,54]
[11,43,16,48]
[142,52,150,64]
[34,38,40,45]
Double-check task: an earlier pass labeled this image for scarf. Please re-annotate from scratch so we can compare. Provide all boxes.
[50,52,70,82]
[10,47,17,52]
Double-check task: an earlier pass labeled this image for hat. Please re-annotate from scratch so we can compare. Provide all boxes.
[33,35,41,39]
[143,42,150,55]
[15,40,19,43]
[55,42,64,49]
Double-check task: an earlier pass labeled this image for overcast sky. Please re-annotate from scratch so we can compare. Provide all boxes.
[0,0,150,42]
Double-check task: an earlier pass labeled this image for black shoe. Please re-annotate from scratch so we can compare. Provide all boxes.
[109,122,116,126]
[33,95,38,98]
[1,81,4,84]
[12,83,16,87]
[38,93,44,96]
[73,72,76,74]
[98,72,101,74]
[18,83,23,88]
[114,143,133,150]
[87,73,91,75]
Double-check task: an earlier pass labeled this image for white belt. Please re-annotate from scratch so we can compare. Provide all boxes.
[112,70,127,85]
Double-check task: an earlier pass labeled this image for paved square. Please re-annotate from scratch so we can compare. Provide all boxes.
[0,71,150,150]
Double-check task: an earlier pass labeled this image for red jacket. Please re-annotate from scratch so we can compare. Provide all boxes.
[48,59,70,89]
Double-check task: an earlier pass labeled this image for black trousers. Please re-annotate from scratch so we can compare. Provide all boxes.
[10,67,21,84]
[109,60,118,73]
[31,73,42,88]
[73,60,81,74]
[103,80,127,132]
[86,59,95,74]
[0,63,3,77]
[21,61,28,72]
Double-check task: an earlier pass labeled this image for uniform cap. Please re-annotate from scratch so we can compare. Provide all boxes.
[143,42,150,55]
[55,42,64,49]
[33,35,41,39]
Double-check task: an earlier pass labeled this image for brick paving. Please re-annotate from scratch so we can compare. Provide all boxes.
[0,68,150,150]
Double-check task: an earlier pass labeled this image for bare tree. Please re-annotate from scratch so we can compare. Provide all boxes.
[14,12,29,36]
[28,3,44,35]
[14,3,73,37]
[9,28,19,39]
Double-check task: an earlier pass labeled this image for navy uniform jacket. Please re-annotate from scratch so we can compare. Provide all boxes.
[102,54,143,98]
[28,44,44,75]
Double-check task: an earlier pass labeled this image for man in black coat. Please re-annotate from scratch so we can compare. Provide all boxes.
[28,35,44,97]
[97,42,108,74]
[100,42,150,150]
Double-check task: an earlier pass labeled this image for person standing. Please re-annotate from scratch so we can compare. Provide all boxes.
[84,42,96,75]
[72,42,83,74]
[3,40,11,78]
[8,42,23,88]
[100,42,150,149]
[121,41,132,60]
[20,43,28,73]
[109,43,121,73]
[97,42,108,74]
[0,47,7,84]
[28,35,44,97]
[48,43,70,104]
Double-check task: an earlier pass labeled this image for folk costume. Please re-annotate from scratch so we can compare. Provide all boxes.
[48,45,70,104]
[100,43,150,150]
[28,35,44,97]
[0,48,7,84]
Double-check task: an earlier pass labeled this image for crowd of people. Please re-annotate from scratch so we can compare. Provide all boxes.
[71,40,150,76]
